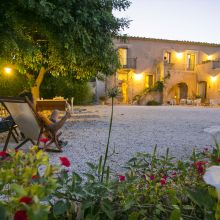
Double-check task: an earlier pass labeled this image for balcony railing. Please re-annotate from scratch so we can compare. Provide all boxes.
[164,61,197,71]
[197,60,220,76]
[122,58,137,69]
[200,60,220,69]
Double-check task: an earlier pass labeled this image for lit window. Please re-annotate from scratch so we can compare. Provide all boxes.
[164,52,171,63]
[118,48,127,67]
[186,53,195,70]
[146,75,153,88]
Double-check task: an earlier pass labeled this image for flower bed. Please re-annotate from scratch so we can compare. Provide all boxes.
[1,145,220,219]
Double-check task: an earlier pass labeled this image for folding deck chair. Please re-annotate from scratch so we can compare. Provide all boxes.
[0,97,63,152]
[0,118,19,151]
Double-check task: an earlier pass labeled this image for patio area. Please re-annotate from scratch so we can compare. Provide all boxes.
[1,105,220,173]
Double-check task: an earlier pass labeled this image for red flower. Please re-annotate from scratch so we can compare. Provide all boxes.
[31,175,39,180]
[19,196,32,205]
[194,161,207,167]
[59,157,71,167]
[14,210,28,220]
[149,174,155,180]
[118,175,126,182]
[0,151,7,157]
[193,161,207,175]
[216,158,220,162]
[160,178,166,185]
[162,175,169,180]
[39,138,49,144]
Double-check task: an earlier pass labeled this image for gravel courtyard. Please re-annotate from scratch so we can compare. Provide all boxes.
[50,105,220,173]
[1,105,220,174]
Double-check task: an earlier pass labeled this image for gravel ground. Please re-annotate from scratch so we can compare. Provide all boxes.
[1,105,220,174]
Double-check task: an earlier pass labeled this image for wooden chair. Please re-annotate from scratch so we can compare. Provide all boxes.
[0,97,65,152]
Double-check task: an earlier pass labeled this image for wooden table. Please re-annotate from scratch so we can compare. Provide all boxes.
[36,100,67,111]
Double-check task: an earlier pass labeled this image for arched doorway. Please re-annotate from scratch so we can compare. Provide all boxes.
[178,83,188,99]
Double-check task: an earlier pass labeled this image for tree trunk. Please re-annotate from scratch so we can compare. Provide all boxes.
[31,66,46,105]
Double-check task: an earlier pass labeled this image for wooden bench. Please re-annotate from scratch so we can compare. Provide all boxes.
[36,100,67,111]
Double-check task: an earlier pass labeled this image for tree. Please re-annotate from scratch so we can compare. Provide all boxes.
[0,0,130,101]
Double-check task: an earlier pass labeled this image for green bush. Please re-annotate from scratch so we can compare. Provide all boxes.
[146,100,161,105]
[0,72,29,96]
[40,74,93,105]
[144,81,164,94]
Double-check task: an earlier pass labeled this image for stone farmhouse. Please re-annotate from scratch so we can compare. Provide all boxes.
[99,36,220,105]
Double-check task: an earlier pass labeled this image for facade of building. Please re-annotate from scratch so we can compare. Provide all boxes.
[105,37,220,105]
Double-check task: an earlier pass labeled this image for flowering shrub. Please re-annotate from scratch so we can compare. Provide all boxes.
[47,145,220,220]
[0,146,57,220]
[2,145,220,219]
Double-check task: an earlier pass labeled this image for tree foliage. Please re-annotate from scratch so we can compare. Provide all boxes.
[0,0,131,80]
[40,74,93,104]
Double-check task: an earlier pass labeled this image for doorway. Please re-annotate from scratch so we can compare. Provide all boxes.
[198,81,207,99]
[178,83,188,99]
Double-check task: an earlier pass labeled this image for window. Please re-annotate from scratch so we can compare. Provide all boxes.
[146,75,153,88]
[164,52,171,63]
[186,53,195,70]
[118,48,127,67]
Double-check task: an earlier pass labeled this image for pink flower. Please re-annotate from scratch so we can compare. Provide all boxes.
[39,138,49,144]
[118,175,126,182]
[14,210,28,220]
[0,151,7,157]
[59,157,71,167]
[149,174,155,180]
[172,172,177,177]
[19,196,33,205]
[204,147,209,151]
[160,178,166,185]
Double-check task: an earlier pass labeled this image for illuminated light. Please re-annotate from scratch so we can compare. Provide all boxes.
[176,52,183,59]
[211,76,217,83]
[134,73,143,81]
[207,55,213,60]
[4,67,12,74]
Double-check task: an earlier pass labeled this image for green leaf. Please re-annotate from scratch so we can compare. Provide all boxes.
[10,184,26,196]
[128,212,139,220]
[170,205,181,220]
[0,205,7,220]
[124,200,135,211]
[187,188,215,209]
[100,200,114,220]
[86,162,97,170]
[83,173,95,181]
[53,200,68,216]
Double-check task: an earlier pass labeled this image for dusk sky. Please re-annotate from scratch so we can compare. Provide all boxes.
[114,0,220,44]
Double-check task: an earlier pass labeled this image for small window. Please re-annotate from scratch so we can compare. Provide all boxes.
[164,52,171,63]
[186,53,195,70]
[118,48,128,67]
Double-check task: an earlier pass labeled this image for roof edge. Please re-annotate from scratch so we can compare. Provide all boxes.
[118,35,220,47]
